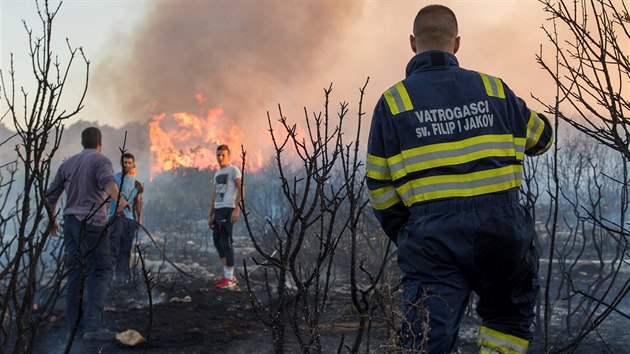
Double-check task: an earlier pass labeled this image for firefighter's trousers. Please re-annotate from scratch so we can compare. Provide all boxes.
[397,189,539,353]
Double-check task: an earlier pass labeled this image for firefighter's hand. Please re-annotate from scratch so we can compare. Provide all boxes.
[230,209,240,224]
[48,220,59,237]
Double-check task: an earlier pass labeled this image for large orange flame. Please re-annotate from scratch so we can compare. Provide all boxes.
[148,106,263,179]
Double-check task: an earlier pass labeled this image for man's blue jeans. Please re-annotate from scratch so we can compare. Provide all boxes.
[108,216,137,282]
[63,215,112,332]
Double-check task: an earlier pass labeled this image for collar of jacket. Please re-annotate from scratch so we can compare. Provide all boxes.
[405,50,459,78]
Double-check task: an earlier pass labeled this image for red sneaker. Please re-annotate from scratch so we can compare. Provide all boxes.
[216,277,237,290]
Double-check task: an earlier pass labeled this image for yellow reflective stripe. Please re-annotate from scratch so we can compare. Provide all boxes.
[478,72,506,99]
[478,326,529,354]
[526,111,545,150]
[396,82,414,112]
[383,91,399,115]
[542,129,554,152]
[514,137,526,160]
[366,154,391,180]
[368,185,401,210]
[400,134,519,174]
[383,135,525,180]
[387,153,406,180]
[397,165,522,205]
[383,82,414,115]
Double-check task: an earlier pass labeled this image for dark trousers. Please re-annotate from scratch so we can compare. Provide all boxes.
[212,208,235,266]
[397,190,539,353]
[63,216,112,332]
[108,216,137,282]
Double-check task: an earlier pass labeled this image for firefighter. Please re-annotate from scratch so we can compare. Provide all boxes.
[365,5,553,353]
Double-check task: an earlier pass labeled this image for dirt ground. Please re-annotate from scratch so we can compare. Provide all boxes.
[34,239,389,354]
[37,276,257,353]
[35,246,278,354]
[31,243,630,354]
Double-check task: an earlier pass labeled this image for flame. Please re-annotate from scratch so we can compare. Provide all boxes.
[148,105,263,179]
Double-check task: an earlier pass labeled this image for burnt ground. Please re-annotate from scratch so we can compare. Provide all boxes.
[32,238,406,354]
[35,246,279,354]
[31,242,630,354]
[35,242,393,354]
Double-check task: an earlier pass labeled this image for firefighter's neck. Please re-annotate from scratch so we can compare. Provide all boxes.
[410,35,460,55]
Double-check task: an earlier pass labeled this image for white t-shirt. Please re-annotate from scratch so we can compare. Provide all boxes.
[213,165,242,209]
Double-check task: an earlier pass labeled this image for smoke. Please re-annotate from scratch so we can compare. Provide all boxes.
[451,1,550,100]
[94,2,362,144]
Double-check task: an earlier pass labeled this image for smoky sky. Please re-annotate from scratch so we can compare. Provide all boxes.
[95,2,362,129]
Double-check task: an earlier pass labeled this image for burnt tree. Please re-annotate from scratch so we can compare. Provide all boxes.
[0,1,89,353]
[240,82,395,353]
[536,0,630,351]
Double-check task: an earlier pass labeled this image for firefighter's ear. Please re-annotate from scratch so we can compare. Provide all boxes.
[410,34,417,54]
[453,36,461,54]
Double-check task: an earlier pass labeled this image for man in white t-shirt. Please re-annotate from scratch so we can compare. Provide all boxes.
[208,144,244,289]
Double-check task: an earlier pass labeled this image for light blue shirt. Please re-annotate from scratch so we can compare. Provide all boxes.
[108,171,137,219]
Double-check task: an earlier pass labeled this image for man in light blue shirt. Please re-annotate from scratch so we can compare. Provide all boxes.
[107,152,143,283]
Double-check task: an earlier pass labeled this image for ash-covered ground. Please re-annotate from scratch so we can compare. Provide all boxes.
[32,235,630,354]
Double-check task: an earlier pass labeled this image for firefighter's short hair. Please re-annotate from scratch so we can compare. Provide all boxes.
[413,5,458,44]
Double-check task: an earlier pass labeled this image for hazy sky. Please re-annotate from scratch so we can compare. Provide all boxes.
[1,0,566,164]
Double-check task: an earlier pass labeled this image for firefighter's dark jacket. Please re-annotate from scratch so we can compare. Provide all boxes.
[366,50,553,244]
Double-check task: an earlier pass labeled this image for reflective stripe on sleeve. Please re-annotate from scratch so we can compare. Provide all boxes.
[387,154,406,180]
[478,72,506,99]
[368,184,402,210]
[366,154,392,180]
[514,137,526,160]
[383,82,414,115]
[397,165,523,205]
[526,110,545,150]
[478,326,529,354]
